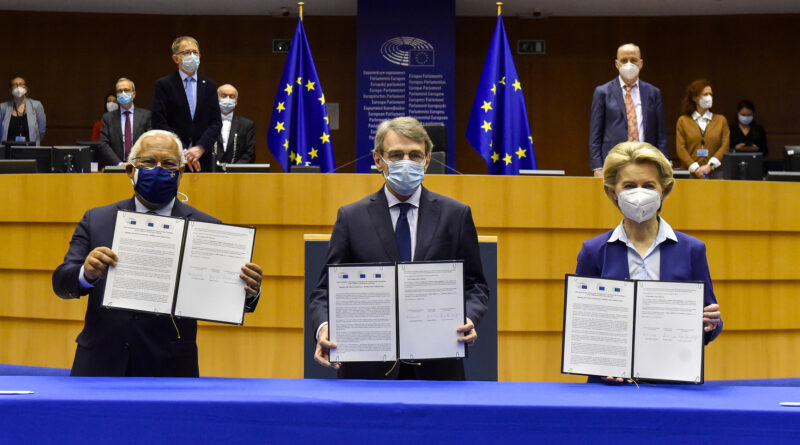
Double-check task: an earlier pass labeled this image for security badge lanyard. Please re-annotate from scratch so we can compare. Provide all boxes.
[697,123,709,159]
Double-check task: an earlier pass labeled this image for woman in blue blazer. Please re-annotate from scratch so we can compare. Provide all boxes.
[576,141,722,383]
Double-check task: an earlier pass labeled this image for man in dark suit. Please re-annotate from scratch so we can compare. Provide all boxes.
[97,77,151,166]
[52,129,263,377]
[151,36,221,172]
[589,43,667,176]
[212,84,255,169]
[309,116,490,380]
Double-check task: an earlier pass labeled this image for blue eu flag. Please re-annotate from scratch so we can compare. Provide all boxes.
[465,16,536,175]
[268,19,335,172]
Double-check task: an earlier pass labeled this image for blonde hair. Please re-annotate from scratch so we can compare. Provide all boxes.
[171,36,199,54]
[603,142,674,192]
[373,116,433,154]
[128,130,187,166]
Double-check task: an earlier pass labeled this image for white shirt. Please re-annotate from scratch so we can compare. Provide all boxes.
[78,197,177,288]
[607,217,677,280]
[221,112,233,148]
[618,76,644,141]
[384,185,422,260]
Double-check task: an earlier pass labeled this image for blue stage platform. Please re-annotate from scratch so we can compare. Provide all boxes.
[1,376,799,444]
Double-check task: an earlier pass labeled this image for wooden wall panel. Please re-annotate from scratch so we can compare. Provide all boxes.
[2,12,799,174]
[2,174,800,381]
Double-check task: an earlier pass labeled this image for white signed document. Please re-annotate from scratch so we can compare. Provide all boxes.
[328,261,465,363]
[103,210,255,324]
[173,220,255,324]
[328,264,397,363]
[562,275,704,383]
[397,261,465,360]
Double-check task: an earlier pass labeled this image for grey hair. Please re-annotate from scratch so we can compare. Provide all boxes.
[115,77,136,91]
[372,116,433,154]
[127,129,186,166]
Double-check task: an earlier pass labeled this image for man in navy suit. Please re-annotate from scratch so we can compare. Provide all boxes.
[52,130,263,377]
[97,77,151,166]
[151,36,221,172]
[589,43,667,176]
[309,116,490,380]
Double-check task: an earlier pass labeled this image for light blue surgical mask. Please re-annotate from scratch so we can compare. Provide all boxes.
[381,155,425,196]
[181,54,200,73]
[219,98,236,114]
[117,92,133,107]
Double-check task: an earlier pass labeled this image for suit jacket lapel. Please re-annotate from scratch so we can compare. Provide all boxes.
[610,80,627,122]
[111,112,123,158]
[367,188,399,261]
[171,72,192,120]
[639,82,649,134]
[171,200,193,218]
[226,115,239,154]
[603,240,630,279]
[658,240,677,280]
[413,187,439,261]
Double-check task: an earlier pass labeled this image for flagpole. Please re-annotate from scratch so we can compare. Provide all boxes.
[298,2,304,21]
[496,2,502,16]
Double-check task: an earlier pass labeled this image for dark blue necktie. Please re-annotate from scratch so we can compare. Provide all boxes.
[395,203,412,262]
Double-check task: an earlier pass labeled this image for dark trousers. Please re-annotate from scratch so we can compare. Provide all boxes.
[338,359,465,381]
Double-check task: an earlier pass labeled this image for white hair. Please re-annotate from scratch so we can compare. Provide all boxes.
[127,129,186,165]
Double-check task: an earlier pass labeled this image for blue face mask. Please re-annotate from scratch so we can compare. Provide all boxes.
[181,54,200,73]
[117,92,133,107]
[381,156,425,196]
[133,167,179,205]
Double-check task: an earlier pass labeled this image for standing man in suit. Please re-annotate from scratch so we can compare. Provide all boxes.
[213,84,255,169]
[97,78,152,167]
[309,116,490,380]
[52,129,263,377]
[151,36,221,172]
[589,43,667,177]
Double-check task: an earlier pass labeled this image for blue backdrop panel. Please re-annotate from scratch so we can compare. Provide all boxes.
[356,0,456,173]
[303,238,498,381]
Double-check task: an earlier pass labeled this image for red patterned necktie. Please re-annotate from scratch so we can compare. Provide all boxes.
[624,84,640,142]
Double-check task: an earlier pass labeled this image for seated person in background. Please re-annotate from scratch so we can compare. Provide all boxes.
[310,116,489,380]
[0,76,46,144]
[576,142,722,383]
[97,78,152,167]
[52,129,263,377]
[676,78,729,179]
[92,92,118,141]
[213,84,255,168]
[730,99,768,157]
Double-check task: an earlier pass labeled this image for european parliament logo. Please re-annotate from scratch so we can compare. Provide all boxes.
[380,37,435,67]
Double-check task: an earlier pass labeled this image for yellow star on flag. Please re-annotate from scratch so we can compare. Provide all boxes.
[318,94,326,105]
[503,153,512,165]
[324,116,329,124]
[516,147,526,159]
[481,121,492,133]
[320,132,331,143]
[305,80,315,91]
[283,139,289,150]
[309,148,319,159]
[481,101,492,113]
[276,102,285,112]
[491,84,496,95]
[491,151,500,163]
[489,140,493,148]
[528,136,533,144]
[275,121,285,133]
[289,151,296,162]
[296,77,302,85]
[284,84,293,95]
[513,79,522,91]
[295,154,303,165]
[499,76,506,85]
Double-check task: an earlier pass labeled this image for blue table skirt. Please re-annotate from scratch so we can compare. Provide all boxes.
[1,376,799,444]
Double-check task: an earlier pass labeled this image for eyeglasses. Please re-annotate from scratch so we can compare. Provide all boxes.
[176,50,200,57]
[384,151,427,163]
[133,157,181,171]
